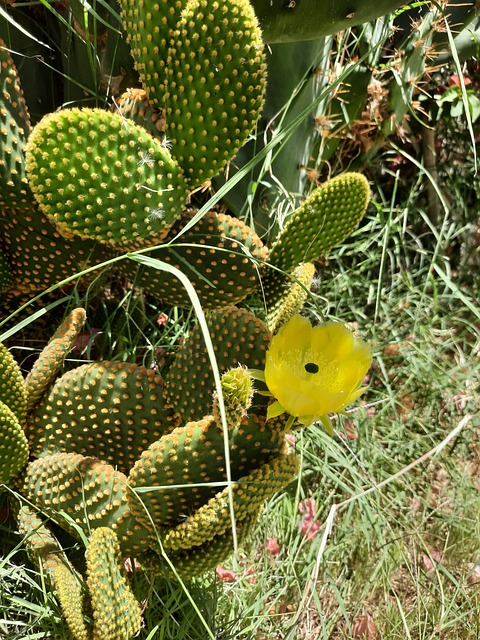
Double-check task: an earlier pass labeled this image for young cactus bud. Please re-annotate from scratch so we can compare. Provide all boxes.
[213,366,254,431]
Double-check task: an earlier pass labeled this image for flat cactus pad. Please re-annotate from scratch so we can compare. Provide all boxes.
[26,108,188,251]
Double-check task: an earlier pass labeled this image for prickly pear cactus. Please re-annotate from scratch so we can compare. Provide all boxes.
[0,39,32,211]
[0,341,29,484]
[2,306,297,639]
[25,108,189,251]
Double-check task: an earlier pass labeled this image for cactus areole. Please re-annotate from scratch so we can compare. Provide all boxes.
[250,0,411,42]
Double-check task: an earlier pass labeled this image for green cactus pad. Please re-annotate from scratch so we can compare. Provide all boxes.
[164,306,271,424]
[0,341,27,423]
[120,208,267,309]
[128,416,224,528]
[162,452,299,552]
[145,508,260,578]
[26,361,179,474]
[267,173,371,273]
[114,87,167,138]
[120,0,180,90]
[264,261,316,333]
[2,206,113,298]
[163,0,267,185]
[86,527,142,640]
[128,412,286,530]
[0,247,12,294]
[25,308,87,414]
[0,401,29,484]
[20,453,130,534]
[25,108,188,251]
[15,503,91,640]
[0,39,32,211]
[122,0,267,186]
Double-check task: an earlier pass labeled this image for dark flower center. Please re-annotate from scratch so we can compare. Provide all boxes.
[304,362,319,374]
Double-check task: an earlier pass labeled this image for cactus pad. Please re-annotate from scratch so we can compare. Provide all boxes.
[264,261,316,333]
[121,0,267,186]
[120,208,267,309]
[25,308,87,414]
[0,401,29,484]
[86,527,142,640]
[147,508,260,578]
[267,172,371,273]
[162,452,299,552]
[0,247,12,294]
[2,206,113,298]
[16,503,90,640]
[164,306,271,423]
[163,0,267,185]
[20,453,130,535]
[25,108,188,250]
[0,39,32,211]
[0,341,27,423]
[26,361,179,474]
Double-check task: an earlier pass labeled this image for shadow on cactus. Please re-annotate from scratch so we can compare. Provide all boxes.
[1,301,371,639]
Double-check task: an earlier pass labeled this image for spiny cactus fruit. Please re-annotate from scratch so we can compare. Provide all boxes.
[25,108,189,251]
[120,0,267,187]
[0,39,32,211]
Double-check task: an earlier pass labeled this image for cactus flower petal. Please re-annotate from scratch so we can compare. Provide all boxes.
[264,315,371,427]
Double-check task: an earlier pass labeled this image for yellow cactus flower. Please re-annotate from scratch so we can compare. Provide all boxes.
[262,315,372,431]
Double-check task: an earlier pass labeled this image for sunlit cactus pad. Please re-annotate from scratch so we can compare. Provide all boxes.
[25,307,87,414]
[16,503,91,640]
[25,108,188,250]
[121,209,267,309]
[264,261,316,333]
[26,361,179,474]
[161,452,299,552]
[267,172,371,272]
[86,528,142,640]
[121,0,267,186]
[0,39,32,211]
